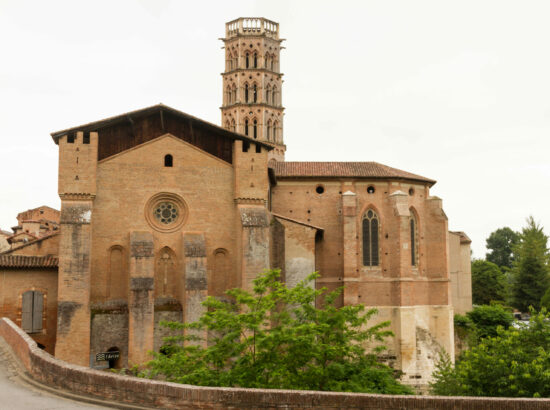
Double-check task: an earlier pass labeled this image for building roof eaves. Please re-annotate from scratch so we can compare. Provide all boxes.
[272,213,324,231]
[2,232,59,254]
[273,161,436,186]
[50,104,274,150]
[0,255,58,269]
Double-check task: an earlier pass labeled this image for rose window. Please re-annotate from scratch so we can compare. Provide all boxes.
[154,202,178,224]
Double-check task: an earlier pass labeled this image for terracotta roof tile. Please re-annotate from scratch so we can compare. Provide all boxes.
[272,162,436,185]
[0,255,58,269]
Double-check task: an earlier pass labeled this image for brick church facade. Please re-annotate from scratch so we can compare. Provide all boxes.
[0,18,471,386]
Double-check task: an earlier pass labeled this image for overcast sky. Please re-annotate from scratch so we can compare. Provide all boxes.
[1,0,549,258]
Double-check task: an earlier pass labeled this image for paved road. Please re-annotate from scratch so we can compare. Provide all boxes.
[0,341,112,410]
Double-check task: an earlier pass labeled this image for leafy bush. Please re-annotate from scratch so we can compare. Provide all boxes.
[432,309,550,397]
[466,304,514,340]
[147,269,413,394]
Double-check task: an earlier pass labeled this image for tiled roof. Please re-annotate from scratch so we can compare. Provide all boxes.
[0,255,58,269]
[272,162,436,185]
[2,232,59,254]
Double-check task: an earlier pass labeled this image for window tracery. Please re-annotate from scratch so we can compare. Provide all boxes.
[362,209,380,267]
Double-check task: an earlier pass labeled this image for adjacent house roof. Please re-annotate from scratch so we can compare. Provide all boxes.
[2,232,59,254]
[272,161,436,186]
[0,255,58,269]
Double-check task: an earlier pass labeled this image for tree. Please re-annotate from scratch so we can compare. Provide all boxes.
[471,260,507,305]
[431,309,550,398]
[148,270,413,394]
[512,217,550,312]
[454,304,514,347]
[485,227,519,269]
[541,287,550,310]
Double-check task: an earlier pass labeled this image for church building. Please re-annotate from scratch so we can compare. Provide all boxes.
[0,18,471,387]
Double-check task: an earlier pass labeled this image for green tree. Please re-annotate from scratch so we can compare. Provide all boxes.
[466,304,514,340]
[431,309,550,398]
[512,217,550,312]
[454,304,514,347]
[471,260,507,305]
[485,227,519,269]
[541,287,550,310]
[148,270,412,394]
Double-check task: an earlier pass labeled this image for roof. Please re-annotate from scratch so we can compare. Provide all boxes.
[7,232,38,244]
[450,231,472,244]
[272,161,436,186]
[50,103,273,150]
[2,232,59,254]
[272,213,324,231]
[0,255,58,269]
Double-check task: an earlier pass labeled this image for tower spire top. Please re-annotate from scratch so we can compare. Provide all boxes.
[220,18,286,161]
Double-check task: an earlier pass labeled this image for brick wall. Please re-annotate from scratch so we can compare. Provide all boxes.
[1,317,549,409]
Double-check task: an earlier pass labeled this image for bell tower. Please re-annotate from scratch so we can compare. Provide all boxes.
[221,17,286,161]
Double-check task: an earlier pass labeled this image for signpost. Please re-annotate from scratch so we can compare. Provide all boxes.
[96,351,120,362]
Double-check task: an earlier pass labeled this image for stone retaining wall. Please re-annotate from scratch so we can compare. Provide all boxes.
[1,317,549,409]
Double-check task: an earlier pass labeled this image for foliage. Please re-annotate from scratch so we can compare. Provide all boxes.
[454,305,513,349]
[466,304,514,340]
[471,260,507,305]
[512,217,550,312]
[431,309,550,397]
[542,287,550,311]
[485,227,519,269]
[147,269,413,394]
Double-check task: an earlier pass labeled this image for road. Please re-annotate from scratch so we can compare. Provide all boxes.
[0,340,112,410]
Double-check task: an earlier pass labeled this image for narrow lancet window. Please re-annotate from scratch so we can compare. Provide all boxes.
[362,210,380,266]
[410,213,418,266]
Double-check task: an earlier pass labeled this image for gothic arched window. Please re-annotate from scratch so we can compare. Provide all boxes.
[244,83,249,103]
[245,119,249,136]
[410,211,418,266]
[266,119,272,141]
[273,120,278,142]
[253,52,258,68]
[231,119,236,132]
[155,247,176,298]
[362,209,379,266]
[253,119,258,139]
[253,84,257,103]
[232,84,237,102]
[273,85,278,106]
[266,84,271,104]
[226,86,232,104]
[246,52,250,68]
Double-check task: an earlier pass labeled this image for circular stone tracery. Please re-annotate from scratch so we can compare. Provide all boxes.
[154,202,178,224]
[145,193,188,232]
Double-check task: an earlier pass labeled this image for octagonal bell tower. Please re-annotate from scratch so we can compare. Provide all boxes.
[221,17,286,161]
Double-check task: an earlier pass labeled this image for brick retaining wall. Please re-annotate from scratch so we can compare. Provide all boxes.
[1,317,549,409]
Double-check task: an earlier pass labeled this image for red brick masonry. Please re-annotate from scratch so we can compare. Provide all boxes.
[1,318,549,409]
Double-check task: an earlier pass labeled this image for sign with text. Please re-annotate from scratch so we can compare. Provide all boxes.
[96,351,120,362]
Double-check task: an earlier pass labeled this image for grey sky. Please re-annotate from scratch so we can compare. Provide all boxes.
[1,0,549,258]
